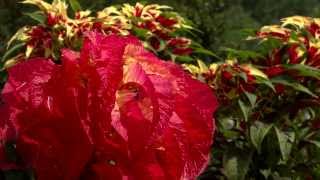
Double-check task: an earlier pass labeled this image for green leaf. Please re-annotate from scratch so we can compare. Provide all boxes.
[24,11,45,24]
[7,27,28,49]
[275,128,295,161]
[255,76,275,92]
[244,91,257,107]
[222,47,264,60]
[193,47,223,61]
[68,0,82,12]
[260,169,272,179]
[223,149,252,180]
[284,64,320,79]
[238,99,250,122]
[174,55,194,63]
[132,27,150,39]
[250,121,272,153]
[239,72,248,82]
[307,140,320,148]
[1,43,25,63]
[271,77,317,97]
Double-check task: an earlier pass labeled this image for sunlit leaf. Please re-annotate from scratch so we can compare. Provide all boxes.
[7,27,29,49]
[68,0,82,12]
[242,64,268,79]
[223,149,252,180]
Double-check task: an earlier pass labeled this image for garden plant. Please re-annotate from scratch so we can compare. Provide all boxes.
[0,0,320,180]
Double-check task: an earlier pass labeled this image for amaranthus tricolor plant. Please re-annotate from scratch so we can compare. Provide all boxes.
[186,16,320,179]
[2,0,211,69]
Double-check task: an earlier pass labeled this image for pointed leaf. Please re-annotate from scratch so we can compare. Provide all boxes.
[255,76,275,92]
[238,99,250,122]
[175,55,194,63]
[271,77,317,97]
[275,128,295,161]
[1,43,25,62]
[24,11,45,24]
[284,64,320,79]
[193,47,222,60]
[242,64,268,79]
[244,91,257,108]
[307,140,320,148]
[250,122,272,153]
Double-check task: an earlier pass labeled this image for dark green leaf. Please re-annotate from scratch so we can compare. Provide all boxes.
[24,11,45,24]
[174,55,194,63]
[307,140,320,148]
[238,99,250,122]
[275,128,295,161]
[271,77,317,97]
[255,76,275,92]
[250,121,272,153]
[193,47,222,60]
[1,43,25,63]
[284,64,320,79]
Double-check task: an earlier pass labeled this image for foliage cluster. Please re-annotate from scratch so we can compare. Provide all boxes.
[1,0,320,180]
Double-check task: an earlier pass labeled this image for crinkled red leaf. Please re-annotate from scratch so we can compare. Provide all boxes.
[0,32,218,180]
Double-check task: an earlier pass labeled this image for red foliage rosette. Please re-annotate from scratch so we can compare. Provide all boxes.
[0,32,218,180]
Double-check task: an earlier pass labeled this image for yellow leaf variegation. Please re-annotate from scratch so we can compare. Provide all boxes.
[281,16,312,29]
[7,27,30,49]
[209,63,218,73]
[197,59,209,73]
[241,64,268,79]
[21,0,52,12]
[7,1,195,64]
[25,45,34,59]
